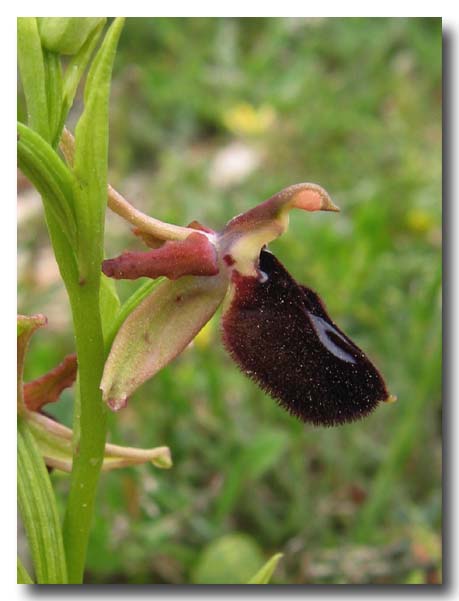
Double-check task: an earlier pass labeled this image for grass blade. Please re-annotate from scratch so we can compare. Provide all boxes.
[248,553,283,584]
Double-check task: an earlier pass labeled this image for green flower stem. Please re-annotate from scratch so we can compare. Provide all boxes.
[63,282,107,583]
[60,19,125,583]
[19,17,124,583]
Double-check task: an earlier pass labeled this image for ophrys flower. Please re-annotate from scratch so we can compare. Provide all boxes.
[101,183,394,425]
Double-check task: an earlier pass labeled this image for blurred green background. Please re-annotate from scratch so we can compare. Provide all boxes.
[18,17,442,584]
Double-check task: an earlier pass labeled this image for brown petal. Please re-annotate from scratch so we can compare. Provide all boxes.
[17,314,48,411]
[222,250,392,426]
[24,354,77,412]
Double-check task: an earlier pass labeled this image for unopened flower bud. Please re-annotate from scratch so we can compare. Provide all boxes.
[38,17,105,55]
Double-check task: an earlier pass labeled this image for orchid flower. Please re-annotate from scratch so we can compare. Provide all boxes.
[17,314,172,471]
[101,183,395,426]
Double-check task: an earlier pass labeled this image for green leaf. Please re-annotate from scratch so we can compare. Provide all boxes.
[248,553,283,584]
[192,534,265,584]
[17,418,68,584]
[43,49,64,146]
[71,17,124,281]
[17,557,34,584]
[17,18,50,141]
[38,17,105,55]
[60,20,106,136]
[17,122,78,250]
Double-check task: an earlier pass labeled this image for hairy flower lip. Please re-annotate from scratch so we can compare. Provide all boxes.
[221,249,391,426]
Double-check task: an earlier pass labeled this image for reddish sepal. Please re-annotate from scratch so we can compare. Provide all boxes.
[102,232,219,280]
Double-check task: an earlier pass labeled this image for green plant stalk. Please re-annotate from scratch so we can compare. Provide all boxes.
[17,180,105,583]
[63,282,107,583]
[61,18,125,583]
[18,17,124,583]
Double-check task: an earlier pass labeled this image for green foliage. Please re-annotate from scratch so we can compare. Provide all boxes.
[17,122,78,251]
[18,17,441,584]
[248,553,283,584]
[17,558,34,584]
[17,419,68,583]
[17,17,125,584]
[72,17,124,281]
[192,533,265,584]
[42,50,64,145]
[59,18,124,583]
[214,428,288,522]
[17,18,50,141]
[59,21,107,141]
[38,17,105,55]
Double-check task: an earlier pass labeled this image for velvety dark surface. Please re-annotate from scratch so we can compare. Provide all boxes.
[222,250,389,426]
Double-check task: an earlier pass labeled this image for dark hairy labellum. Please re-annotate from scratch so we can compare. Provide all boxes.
[222,250,390,426]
